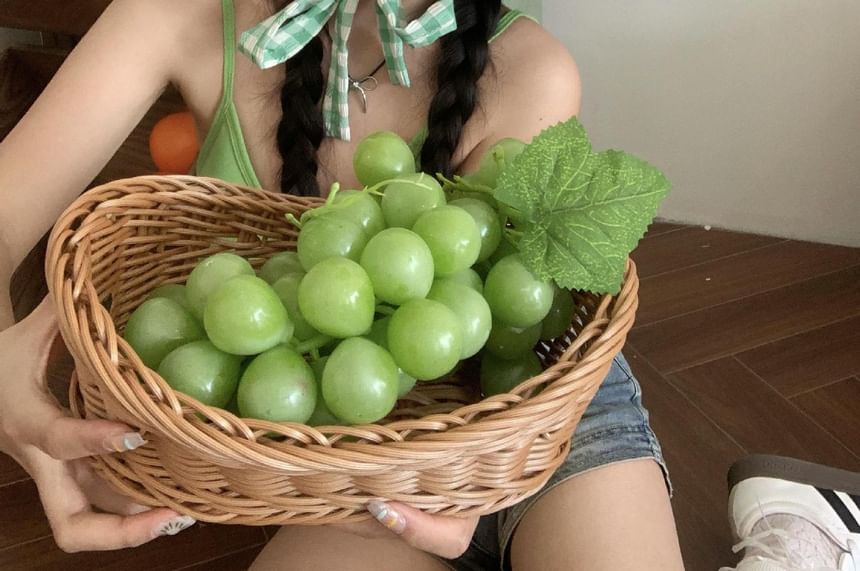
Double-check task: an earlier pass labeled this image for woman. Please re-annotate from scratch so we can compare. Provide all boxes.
[0,1,685,569]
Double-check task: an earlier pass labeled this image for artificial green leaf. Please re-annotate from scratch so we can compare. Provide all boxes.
[495,118,670,294]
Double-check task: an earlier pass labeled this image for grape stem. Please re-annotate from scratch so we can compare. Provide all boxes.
[363,174,438,197]
[375,304,396,316]
[285,213,303,230]
[437,173,495,196]
[291,334,333,355]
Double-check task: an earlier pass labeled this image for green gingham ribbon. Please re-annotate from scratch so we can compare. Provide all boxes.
[239,0,457,141]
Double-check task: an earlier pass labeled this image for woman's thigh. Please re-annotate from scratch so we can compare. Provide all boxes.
[510,458,684,571]
[250,524,451,571]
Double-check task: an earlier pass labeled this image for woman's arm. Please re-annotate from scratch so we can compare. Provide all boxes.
[0,0,201,552]
[0,0,184,276]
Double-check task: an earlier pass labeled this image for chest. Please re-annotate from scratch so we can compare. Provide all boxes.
[182,21,442,194]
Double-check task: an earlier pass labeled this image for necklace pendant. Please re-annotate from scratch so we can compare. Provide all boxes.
[348,76,379,114]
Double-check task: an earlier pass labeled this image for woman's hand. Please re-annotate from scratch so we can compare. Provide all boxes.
[337,501,479,559]
[0,297,195,552]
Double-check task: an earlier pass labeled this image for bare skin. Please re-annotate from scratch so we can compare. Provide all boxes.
[0,0,683,567]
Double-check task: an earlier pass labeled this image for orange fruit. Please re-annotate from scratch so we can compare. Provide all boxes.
[149,111,200,174]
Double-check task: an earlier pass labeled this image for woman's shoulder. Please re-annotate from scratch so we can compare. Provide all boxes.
[484,16,582,139]
[100,0,226,78]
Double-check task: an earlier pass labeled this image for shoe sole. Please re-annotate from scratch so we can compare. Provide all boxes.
[728,454,860,495]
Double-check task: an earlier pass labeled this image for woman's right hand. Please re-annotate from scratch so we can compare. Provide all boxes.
[0,297,195,552]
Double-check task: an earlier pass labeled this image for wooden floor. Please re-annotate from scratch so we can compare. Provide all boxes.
[1,223,858,570]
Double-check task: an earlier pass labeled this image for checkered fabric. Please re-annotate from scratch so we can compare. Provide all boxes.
[239,0,457,141]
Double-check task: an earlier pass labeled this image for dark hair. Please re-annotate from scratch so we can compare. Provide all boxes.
[276,1,502,196]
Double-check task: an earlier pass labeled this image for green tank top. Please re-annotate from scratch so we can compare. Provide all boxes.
[195,1,534,189]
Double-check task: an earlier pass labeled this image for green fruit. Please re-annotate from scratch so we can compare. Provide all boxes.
[238,346,317,423]
[259,252,303,284]
[124,298,206,369]
[480,351,543,397]
[186,253,255,319]
[158,340,242,408]
[353,131,416,187]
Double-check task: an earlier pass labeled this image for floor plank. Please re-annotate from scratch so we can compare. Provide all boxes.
[177,544,267,571]
[0,480,51,550]
[636,241,860,327]
[629,266,860,373]
[626,347,742,571]
[631,227,782,279]
[0,453,28,487]
[792,378,860,458]
[643,221,687,239]
[669,357,860,472]
[0,523,266,571]
[736,315,860,397]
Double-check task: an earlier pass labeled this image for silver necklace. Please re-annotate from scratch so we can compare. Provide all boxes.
[349,60,386,114]
[323,27,385,114]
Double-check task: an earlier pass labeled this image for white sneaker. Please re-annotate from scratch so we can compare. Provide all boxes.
[720,455,860,571]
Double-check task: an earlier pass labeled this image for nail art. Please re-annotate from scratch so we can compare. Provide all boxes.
[103,432,147,453]
[367,500,406,535]
[154,516,196,538]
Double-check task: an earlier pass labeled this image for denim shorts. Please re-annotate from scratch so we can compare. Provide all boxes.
[441,352,670,571]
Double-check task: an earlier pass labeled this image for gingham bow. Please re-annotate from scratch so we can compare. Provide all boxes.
[239,0,457,141]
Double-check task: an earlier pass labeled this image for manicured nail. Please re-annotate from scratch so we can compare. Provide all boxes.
[368,500,406,534]
[103,432,147,453]
[153,516,196,538]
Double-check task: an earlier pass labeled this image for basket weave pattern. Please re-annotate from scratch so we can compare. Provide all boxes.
[46,176,639,525]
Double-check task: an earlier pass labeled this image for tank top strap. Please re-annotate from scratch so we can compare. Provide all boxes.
[491,9,536,43]
[220,0,237,101]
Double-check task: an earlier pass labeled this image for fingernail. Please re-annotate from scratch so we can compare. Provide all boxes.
[103,432,147,452]
[368,500,406,535]
[153,516,196,538]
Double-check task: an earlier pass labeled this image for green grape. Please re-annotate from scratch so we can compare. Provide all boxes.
[297,214,368,271]
[353,131,416,187]
[365,317,391,347]
[541,285,576,340]
[298,257,375,338]
[305,357,341,426]
[362,317,417,397]
[124,298,206,369]
[259,251,303,284]
[449,198,502,263]
[471,138,527,189]
[238,345,317,423]
[157,340,242,408]
[146,283,193,314]
[426,280,491,359]
[473,260,493,281]
[332,190,386,237]
[446,186,497,208]
[412,206,481,276]
[388,299,462,380]
[488,237,518,266]
[485,319,542,360]
[204,275,292,355]
[322,338,399,424]
[310,356,329,380]
[381,173,445,228]
[360,228,434,305]
[484,255,553,328]
[186,253,255,319]
[272,273,319,342]
[441,268,483,294]
[480,351,543,397]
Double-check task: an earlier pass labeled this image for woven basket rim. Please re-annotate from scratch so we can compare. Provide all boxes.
[47,175,639,473]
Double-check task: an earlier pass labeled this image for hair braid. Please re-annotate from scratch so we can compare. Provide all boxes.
[420,0,501,177]
[276,36,325,196]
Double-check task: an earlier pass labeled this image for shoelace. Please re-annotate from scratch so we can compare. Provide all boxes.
[718,510,858,571]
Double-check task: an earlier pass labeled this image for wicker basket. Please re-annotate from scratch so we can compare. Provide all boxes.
[45,175,639,525]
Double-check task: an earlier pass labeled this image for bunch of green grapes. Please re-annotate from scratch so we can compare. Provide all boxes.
[123,132,576,428]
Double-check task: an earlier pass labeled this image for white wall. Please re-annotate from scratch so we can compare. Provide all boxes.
[544,1,860,247]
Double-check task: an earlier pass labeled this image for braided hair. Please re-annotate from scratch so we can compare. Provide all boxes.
[275,1,502,196]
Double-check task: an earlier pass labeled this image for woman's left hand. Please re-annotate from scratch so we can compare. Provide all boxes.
[336,501,479,559]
